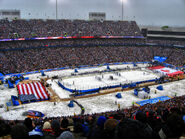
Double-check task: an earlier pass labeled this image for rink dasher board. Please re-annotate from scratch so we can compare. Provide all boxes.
[59,69,159,90]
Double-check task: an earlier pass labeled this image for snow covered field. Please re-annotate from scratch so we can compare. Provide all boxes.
[0,63,184,120]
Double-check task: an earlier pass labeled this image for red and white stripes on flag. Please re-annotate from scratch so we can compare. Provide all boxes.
[17,82,49,100]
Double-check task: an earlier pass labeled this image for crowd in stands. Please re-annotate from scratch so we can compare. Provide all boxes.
[0,19,142,39]
[0,19,185,139]
[0,19,184,75]
[0,38,145,49]
[0,95,184,139]
[1,38,185,50]
[0,44,185,74]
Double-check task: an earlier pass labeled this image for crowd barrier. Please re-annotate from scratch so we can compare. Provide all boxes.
[58,81,99,93]
[58,74,160,96]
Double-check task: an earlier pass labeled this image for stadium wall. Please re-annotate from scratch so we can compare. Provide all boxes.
[147,31,185,36]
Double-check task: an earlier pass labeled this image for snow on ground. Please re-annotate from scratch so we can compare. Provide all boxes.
[0,63,184,120]
[47,79,72,99]
[24,69,74,80]
[75,66,106,74]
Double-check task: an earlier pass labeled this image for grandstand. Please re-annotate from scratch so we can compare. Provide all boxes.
[0,10,185,139]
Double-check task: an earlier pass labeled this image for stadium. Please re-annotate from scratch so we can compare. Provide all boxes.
[0,0,185,139]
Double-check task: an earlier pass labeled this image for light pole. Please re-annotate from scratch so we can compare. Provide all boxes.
[56,0,58,20]
[121,0,124,20]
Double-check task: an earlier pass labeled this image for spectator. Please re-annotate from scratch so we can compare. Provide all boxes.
[24,117,34,132]
[51,120,62,138]
[60,118,70,133]
[11,124,29,139]
[29,125,43,139]
[160,110,185,138]
[135,111,155,139]
[103,118,118,139]
[57,131,75,139]
[0,118,11,138]
[0,95,183,139]
[115,118,152,139]
[88,116,107,139]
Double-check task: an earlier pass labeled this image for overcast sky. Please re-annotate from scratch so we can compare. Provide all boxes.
[0,0,185,26]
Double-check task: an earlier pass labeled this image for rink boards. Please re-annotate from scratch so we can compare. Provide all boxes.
[60,70,159,90]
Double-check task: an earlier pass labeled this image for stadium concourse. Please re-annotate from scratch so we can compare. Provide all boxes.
[0,19,185,139]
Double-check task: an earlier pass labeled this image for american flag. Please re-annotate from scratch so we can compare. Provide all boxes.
[17,82,49,100]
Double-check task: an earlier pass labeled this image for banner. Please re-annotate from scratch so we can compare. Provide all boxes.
[154,56,167,63]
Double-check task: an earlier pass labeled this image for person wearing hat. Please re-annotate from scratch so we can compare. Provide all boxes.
[103,119,118,139]
[24,117,34,132]
[88,116,107,139]
[60,118,70,133]
[57,131,75,139]
[44,120,63,139]
[51,120,63,137]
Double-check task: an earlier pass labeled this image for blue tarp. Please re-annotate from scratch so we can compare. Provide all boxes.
[157,85,163,91]
[24,77,29,80]
[154,56,160,62]
[136,96,171,106]
[160,57,167,63]
[8,80,14,88]
[134,89,138,96]
[11,95,19,106]
[74,69,78,73]
[0,73,4,77]
[40,71,46,76]
[142,87,150,94]
[15,79,21,85]
[154,56,167,63]
[68,101,74,107]
[116,93,122,98]
[107,65,110,70]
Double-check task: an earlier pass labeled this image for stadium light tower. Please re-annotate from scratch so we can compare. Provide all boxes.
[120,0,127,20]
[121,0,123,20]
[56,0,58,20]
